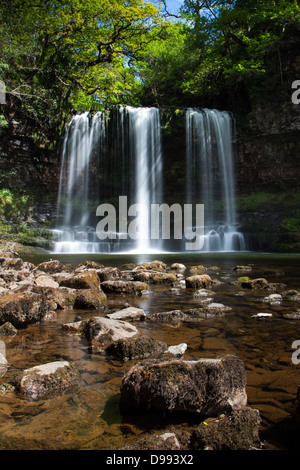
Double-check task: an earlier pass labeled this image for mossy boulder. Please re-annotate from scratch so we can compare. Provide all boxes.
[106,337,167,361]
[59,269,100,290]
[185,274,213,289]
[120,355,247,416]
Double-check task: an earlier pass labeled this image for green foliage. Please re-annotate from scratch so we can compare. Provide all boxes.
[0,0,163,143]
[134,0,300,106]
[280,218,300,232]
[0,188,34,222]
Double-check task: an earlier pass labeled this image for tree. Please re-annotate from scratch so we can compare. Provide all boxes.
[0,0,163,144]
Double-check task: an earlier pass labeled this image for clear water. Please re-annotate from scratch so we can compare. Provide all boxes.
[0,252,299,450]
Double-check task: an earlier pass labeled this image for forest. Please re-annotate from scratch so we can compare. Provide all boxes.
[1,0,300,144]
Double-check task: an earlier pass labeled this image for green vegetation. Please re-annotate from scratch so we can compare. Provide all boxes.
[1,1,299,143]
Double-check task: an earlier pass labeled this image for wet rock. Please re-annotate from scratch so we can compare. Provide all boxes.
[13,361,80,401]
[74,289,107,309]
[0,292,49,327]
[252,312,273,319]
[239,278,269,289]
[185,274,212,289]
[105,337,167,361]
[133,271,177,284]
[0,383,15,396]
[81,316,139,345]
[283,310,300,319]
[262,293,282,304]
[120,355,247,416]
[147,310,188,325]
[0,256,24,270]
[193,288,214,298]
[34,274,59,289]
[169,263,186,272]
[0,353,8,377]
[190,265,206,275]
[59,269,100,290]
[0,321,18,336]
[96,267,121,282]
[100,280,148,295]
[106,306,146,322]
[32,286,77,310]
[136,260,167,272]
[62,320,83,333]
[34,259,65,274]
[233,265,252,272]
[190,407,262,450]
[282,290,300,302]
[165,343,187,356]
[205,303,232,313]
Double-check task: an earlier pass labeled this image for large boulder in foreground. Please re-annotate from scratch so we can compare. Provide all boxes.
[81,316,139,345]
[190,407,261,450]
[0,292,49,327]
[13,361,80,401]
[120,355,247,417]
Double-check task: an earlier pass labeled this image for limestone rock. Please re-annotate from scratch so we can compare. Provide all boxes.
[13,361,80,401]
[81,316,139,345]
[74,289,107,309]
[106,306,146,321]
[0,292,49,327]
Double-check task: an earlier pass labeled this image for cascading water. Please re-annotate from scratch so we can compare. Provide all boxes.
[52,106,245,254]
[186,108,245,251]
[53,106,163,253]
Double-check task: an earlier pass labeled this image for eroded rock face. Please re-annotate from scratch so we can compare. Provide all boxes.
[120,355,247,416]
[13,361,80,401]
[0,292,49,327]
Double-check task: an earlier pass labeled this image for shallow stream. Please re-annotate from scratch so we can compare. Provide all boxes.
[0,252,299,450]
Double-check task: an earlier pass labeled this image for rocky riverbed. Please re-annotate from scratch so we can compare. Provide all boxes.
[0,244,299,450]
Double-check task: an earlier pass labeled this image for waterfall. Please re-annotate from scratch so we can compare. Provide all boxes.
[186,108,245,251]
[52,106,245,254]
[53,106,163,253]
[126,107,163,253]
